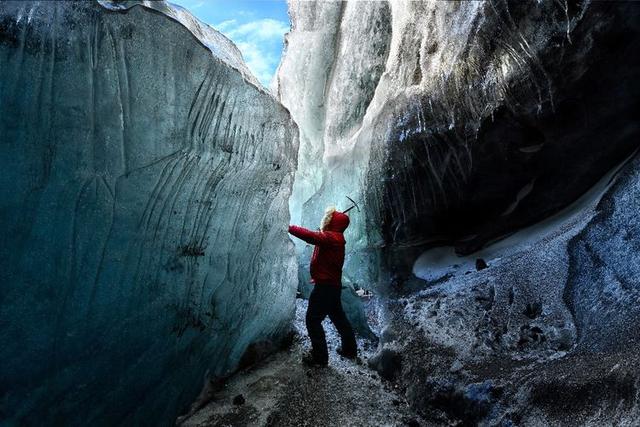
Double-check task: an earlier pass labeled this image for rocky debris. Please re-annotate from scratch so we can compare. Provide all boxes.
[368,347,403,382]
[176,377,226,424]
[517,324,546,349]
[355,288,374,298]
[475,259,488,271]
[380,154,640,425]
[179,300,421,426]
[523,302,543,320]
[25,140,639,425]
[566,154,640,353]
[416,378,500,426]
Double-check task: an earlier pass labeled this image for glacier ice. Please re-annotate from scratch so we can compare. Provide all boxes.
[274,0,640,424]
[2,0,640,424]
[97,0,261,87]
[276,0,640,284]
[274,0,392,338]
[0,1,298,424]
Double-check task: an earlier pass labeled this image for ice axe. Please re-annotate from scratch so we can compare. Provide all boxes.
[342,196,360,214]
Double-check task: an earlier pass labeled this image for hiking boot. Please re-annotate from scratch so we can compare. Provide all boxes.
[336,347,357,360]
[302,353,327,367]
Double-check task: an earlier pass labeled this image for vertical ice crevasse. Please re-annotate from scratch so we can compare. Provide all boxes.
[276,0,639,280]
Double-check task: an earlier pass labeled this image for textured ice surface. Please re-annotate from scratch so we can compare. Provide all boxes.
[276,0,640,282]
[381,153,640,425]
[412,151,636,283]
[274,0,392,337]
[98,0,262,88]
[0,1,297,425]
[275,3,640,422]
[567,155,640,353]
[179,299,411,427]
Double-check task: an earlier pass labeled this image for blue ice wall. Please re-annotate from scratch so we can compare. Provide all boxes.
[0,1,298,425]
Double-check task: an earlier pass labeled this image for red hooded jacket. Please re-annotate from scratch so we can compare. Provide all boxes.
[288,211,350,287]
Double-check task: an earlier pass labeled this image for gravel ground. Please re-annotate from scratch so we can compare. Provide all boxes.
[178,298,422,427]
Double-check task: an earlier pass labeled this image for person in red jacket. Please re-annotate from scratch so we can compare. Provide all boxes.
[288,206,357,367]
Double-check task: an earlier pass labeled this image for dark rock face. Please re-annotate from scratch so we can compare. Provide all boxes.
[475,258,488,271]
[368,346,402,381]
[284,6,640,421]
[408,378,499,426]
[378,154,640,425]
[375,0,640,265]
[277,0,640,289]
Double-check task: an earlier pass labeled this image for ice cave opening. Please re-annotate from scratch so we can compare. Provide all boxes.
[1,0,640,426]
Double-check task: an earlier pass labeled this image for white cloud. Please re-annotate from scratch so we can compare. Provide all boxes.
[223,18,289,40]
[216,19,237,32]
[237,42,275,86]
[215,18,289,86]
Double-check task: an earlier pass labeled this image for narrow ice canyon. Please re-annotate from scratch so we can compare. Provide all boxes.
[1,0,639,425]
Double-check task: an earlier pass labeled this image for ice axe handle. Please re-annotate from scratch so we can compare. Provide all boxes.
[343,196,360,214]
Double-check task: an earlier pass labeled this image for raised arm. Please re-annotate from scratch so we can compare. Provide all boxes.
[288,225,336,246]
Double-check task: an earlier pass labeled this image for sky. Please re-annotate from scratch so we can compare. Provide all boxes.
[170,0,290,86]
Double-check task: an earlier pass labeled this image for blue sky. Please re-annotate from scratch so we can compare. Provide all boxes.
[170,0,290,86]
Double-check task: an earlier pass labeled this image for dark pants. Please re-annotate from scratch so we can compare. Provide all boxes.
[306,285,357,363]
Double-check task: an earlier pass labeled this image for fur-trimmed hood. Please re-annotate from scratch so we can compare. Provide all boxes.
[323,210,350,232]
